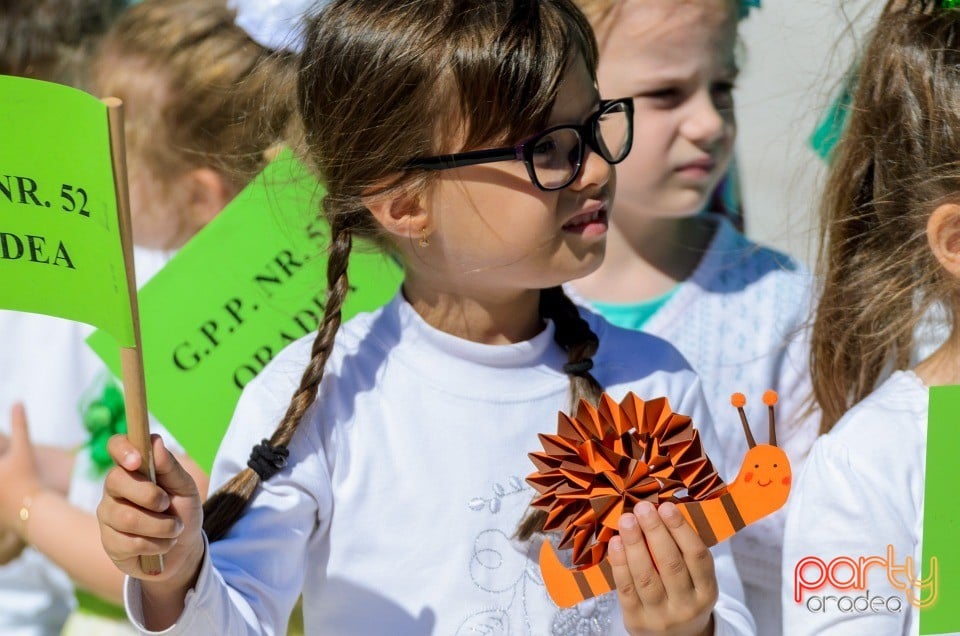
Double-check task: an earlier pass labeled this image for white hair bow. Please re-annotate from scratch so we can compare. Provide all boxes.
[228,0,327,53]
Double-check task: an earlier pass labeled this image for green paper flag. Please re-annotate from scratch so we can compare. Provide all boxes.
[0,75,134,346]
[920,385,960,634]
[87,152,403,472]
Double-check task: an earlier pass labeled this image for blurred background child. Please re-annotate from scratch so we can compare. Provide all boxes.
[570,1,817,633]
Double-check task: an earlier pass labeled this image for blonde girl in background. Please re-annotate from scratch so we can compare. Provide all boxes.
[782,1,960,633]
[569,1,817,632]
[0,0,295,633]
[97,0,757,633]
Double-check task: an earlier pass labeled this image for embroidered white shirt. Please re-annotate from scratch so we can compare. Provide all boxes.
[125,293,756,635]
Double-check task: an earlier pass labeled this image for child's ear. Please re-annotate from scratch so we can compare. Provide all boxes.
[184,167,235,230]
[362,181,430,243]
[927,202,960,279]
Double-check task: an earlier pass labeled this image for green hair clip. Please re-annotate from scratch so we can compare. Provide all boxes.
[941,0,960,8]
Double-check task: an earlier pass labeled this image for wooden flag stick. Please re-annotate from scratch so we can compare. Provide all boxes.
[104,97,163,576]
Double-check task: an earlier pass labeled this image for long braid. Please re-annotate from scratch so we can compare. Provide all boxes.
[515,285,603,540]
[540,286,604,412]
[203,214,354,541]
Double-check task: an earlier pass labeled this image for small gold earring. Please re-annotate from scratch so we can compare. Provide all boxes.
[419,228,430,248]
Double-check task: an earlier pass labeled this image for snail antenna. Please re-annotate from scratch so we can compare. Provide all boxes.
[763,390,779,446]
[730,393,757,448]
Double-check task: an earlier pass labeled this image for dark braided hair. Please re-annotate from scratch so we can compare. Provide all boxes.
[200,0,603,542]
[515,286,604,540]
[204,215,352,540]
[541,286,603,412]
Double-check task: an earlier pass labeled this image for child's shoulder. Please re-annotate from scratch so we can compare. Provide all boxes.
[813,371,928,473]
[793,371,929,539]
[239,299,396,399]
[582,305,698,388]
[695,216,810,296]
[244,295,703,405]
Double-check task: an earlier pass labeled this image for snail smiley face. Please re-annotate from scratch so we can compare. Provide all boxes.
[741,445,792,491]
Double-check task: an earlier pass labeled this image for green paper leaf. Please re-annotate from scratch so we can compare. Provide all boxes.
[87,151,402,472]
[0,75,134,346]
[920,385,960,634]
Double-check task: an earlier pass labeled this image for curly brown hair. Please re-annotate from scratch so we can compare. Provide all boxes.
[90,0,297,193]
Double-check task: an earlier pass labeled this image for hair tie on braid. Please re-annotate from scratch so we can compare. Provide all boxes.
[247,439,290,481]
[562,359,594,375]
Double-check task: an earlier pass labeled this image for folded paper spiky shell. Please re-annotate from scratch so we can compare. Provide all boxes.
[526,392,725,570]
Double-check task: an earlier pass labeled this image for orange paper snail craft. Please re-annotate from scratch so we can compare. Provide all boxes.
[526,390,791,608]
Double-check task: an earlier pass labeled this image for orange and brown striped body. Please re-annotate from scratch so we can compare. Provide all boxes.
[538,540,617,608]
[678,443,791,547]
[677,491,748,547]
[539,443,792,607]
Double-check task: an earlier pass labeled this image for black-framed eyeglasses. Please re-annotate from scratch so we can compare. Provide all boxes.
[405,97,634,192]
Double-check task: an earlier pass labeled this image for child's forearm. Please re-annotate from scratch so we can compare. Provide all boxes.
[19,489,125,604]
[33,444,76,494]
[0,436,76,496]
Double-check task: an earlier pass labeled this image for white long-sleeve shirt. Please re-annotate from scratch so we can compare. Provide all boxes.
[782,370,941,635]
[125,293,756,635]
